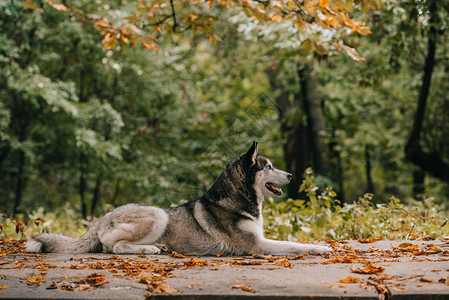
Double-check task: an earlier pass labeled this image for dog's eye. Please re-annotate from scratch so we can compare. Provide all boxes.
[266,165,272,170]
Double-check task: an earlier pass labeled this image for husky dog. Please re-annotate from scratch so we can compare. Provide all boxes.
[27,142,331,255]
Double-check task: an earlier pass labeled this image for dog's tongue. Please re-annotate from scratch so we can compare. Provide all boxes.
[266,183,283,195]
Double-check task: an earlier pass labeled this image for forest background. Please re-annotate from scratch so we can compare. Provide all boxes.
[1,0,449,241]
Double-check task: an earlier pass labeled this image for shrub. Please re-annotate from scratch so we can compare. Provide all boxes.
[263,168,448,241]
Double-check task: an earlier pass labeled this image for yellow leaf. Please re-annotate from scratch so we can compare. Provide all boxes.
[356,27,372,35]
[337,276,362,283]
[94,19,111,31]
[141,36,159,51]
[358,238,384,243]
[351,263,384,274]
[46,0,67,11]
[22,0,43,12]
[103,35,117,50]
[101,32,112,41]
[271,15,283,22]
[0,285,8,289]
[28,276,45,283]
[339,43,365,61]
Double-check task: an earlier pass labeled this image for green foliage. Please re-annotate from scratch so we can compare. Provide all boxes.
[0,0,448,221]
[264,168,449,241]
[3,169,447,242]
[0,205,91,240]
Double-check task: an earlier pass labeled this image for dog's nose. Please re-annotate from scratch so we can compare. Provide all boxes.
[287,173,292,180]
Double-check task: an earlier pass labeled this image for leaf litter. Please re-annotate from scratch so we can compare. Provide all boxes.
[2,238,449,297]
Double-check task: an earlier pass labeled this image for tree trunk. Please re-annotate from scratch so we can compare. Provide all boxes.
[412,169,425,199]
[267,59,331,199]
[110,179,121,207]
[298,62,330,177]
[90,176,101,221]
[329,131,344,202]
[79,153,87,220]
[13,99,28,215]
[405,0,449,183]
[267,67,309,199]
[284,123,310,199]
[0,145,10,171]
[13,150,25,214]
[365,148,375,194]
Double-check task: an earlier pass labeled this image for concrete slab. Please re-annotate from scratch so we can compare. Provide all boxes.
[1,239,449,299]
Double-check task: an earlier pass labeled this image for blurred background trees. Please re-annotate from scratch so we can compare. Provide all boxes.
[1,0,448,219]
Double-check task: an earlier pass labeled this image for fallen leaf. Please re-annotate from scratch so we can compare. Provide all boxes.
[27,276,45,286]
[148,282,179,294]
[183,258,207,267]
[251,254,276,260]
[75,283,93,291]
[337,276,362,283]
[0,285,8,289]
[27,276,45,283]
[352,264,385,274]
[231,284,255,293]
[323,256,343,264]
[367,280,390,299]
[171,251,188,258]
[274,258,293,268]
[46,282,57,290]
[358,238,384,243]
[419,278,433,283]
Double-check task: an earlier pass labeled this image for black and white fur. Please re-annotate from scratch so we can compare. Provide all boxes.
[26,142,331,255]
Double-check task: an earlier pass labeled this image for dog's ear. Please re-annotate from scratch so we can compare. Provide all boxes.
[244,141,258,165]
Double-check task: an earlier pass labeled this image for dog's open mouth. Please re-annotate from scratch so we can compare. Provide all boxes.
[265,182,283,196]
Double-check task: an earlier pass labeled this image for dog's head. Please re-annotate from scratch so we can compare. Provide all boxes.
[243,141,292,197]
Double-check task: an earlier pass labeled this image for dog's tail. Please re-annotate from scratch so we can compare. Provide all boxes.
[26,222,102,254]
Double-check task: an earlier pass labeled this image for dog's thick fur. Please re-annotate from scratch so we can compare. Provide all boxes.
[26,142,331,255]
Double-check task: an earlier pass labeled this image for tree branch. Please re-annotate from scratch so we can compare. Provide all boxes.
[169,0,179,33]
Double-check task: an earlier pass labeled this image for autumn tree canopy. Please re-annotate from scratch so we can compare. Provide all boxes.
[27,0,379,58]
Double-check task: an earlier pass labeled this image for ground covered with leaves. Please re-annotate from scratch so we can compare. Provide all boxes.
[1,237,449,299]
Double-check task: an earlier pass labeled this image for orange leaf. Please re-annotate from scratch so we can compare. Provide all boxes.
[141,36,159,51]
[183,258,207,267]
[46,0,67,11]
[358,238,384,243]
[232,284,255,293]
[0,285,8,290]
[22,0,43,12]
[27,276,45,283]
[103,35,117,50]
[339,43,365,61]
[351,264,384,274]
[337,276,362,283]
[419,278,433,283]
[171,251,188,258]
[94,19,112,31]
[275,258,293,268]
[271,15,283,22]
[356,27,372,35]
